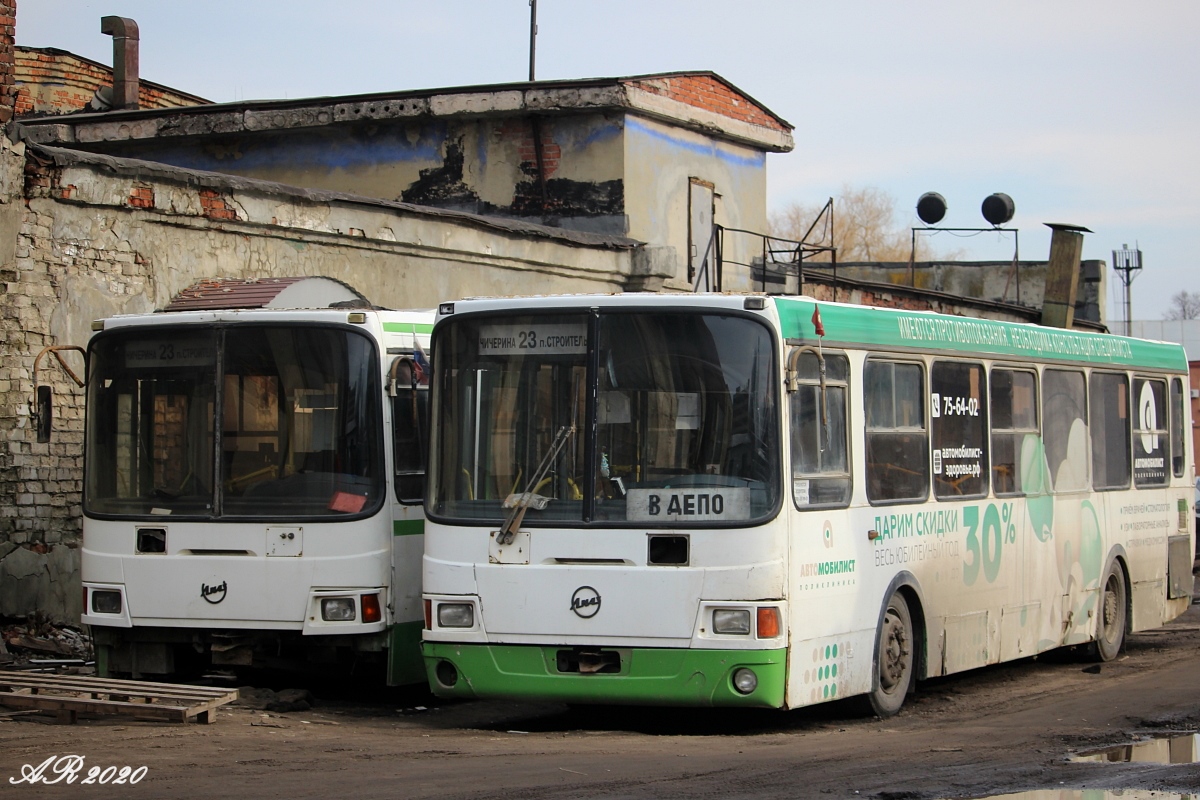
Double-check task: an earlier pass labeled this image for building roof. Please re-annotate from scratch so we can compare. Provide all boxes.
[16,70,793,153]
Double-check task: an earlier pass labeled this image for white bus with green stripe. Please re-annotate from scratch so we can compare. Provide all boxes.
[82,307,433,684]
[421,294,1194,714]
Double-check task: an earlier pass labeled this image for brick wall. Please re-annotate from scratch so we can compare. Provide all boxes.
[628,74,788,133]
[0,0,14,124]
[15,46,209,117]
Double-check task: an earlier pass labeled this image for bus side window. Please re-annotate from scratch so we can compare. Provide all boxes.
[789,351,850,509]
[392,359,429,504]
[865,360,928,504]
[990,369,1037,496]
[1170,378,1185,478]
[1043,369,1089,493]
[1089,372,1130,491]
[1133,377,1169,488]
[930,361,988,500]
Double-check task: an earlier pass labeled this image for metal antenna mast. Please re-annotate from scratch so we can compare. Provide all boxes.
[1111,243,1143,336]
[528,0,538,81]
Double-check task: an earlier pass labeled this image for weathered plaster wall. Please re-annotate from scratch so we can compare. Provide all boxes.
[623,115,767,292]
[0,143,643,622]
[44,112,630,235]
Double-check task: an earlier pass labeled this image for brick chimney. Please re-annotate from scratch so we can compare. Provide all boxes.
[0,0,15,124]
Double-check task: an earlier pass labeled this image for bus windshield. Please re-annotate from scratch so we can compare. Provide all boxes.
[430,310,779,526]
[85,325,383,519]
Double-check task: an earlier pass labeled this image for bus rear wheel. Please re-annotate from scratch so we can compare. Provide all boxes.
[1090,560,1127,662]
[868,592,913,718]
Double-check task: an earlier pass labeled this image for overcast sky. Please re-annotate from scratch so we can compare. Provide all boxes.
[17,1,1199,322]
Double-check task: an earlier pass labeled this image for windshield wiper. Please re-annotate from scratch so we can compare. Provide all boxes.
[497,422,576,544]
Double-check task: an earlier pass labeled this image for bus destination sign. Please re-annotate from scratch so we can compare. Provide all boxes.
[477,323,587,356]
[625,487,750,522]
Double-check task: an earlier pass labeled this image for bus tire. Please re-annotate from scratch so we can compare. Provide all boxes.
[868,592,914,718]
[1090,560,1127,662]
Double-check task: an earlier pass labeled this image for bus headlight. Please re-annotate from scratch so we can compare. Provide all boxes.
[713,609,751,635]
[437,603,474,628]
[321,598,356,621]
[732,667,758,695]
[91,590,122,615]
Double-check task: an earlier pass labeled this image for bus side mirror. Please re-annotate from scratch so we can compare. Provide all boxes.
[35,385,53,443]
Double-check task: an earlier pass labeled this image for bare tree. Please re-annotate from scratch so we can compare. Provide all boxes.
[769,184,963,262]
[1163,290,1200,320]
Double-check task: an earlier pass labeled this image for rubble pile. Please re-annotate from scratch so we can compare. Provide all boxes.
[1,616,92,668]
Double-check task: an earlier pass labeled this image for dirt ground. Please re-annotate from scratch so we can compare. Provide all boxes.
[4,595,1200,800]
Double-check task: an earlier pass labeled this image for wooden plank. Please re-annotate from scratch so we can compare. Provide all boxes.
[0,670,234,693]
[0,672,235,697]
[0,673,236,701]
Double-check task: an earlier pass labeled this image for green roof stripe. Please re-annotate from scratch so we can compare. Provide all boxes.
[393,519,425,537]
[772,297,1186,372]
[383,322,435,334]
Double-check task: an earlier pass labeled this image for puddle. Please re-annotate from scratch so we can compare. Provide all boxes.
[964,791,1196,799]
[1071,733,1200,764]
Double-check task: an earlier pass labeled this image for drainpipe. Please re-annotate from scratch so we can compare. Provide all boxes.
[101,16,140,110]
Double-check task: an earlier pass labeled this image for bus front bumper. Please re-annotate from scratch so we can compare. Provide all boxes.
[421,642,787,708]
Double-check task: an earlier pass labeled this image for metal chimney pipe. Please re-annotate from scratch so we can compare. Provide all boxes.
[100,16,139,109]
[1040,223,1092,329]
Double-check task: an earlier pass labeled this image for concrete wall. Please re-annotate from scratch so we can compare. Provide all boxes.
[809,259,1108,328]
[624,115,766,292]
[0,142,642,623]
[44,109,778,294]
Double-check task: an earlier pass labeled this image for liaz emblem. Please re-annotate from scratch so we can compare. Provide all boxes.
[201,580,228,605]
[570,586,601,618]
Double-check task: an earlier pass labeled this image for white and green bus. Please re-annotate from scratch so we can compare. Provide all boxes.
[420,293,1195,714]
[81,306,432,684]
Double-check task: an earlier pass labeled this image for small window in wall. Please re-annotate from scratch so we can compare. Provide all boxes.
[1089,372,1130,491]
[789,351,850,509]
[990,369,1037,496]
[1133,377,1169,488]
[1170,378,1185,478]
[931,361,988,499]
[1043,369,1089,493]
[865,360,928,504]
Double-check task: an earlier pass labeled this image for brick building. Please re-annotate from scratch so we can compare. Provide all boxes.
[18,70,793,293]
[15,46,209,117]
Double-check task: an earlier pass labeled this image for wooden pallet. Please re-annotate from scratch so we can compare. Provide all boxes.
[0,671,238,724]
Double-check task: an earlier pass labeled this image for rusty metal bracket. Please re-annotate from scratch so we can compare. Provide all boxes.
[30,346,85,443]
[33,345,86,389]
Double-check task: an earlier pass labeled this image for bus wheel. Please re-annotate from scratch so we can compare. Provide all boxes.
[1090,561,1127,662]
[869,592,913,718]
